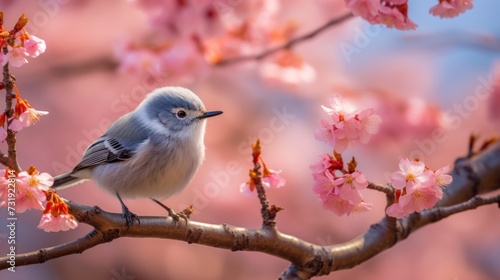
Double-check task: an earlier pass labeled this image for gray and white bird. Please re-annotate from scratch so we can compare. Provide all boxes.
[53,86,222,225]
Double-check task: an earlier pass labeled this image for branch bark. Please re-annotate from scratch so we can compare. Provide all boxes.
[1,141,500,278]
[0,42,21,172]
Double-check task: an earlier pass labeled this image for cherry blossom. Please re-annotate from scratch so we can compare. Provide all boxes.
[115,39,209,82]
[314,119,336,147]
[0,52,8,66]
[386,158,453,218]
[357,108,382,143]
[386,184,441,218]
[0,169,15,207]
[389,158,432,191]
[133,0,223,39]
[262,168,286,189]
[241,165,286,196]
[321,191,354,216]
[320,184,373,216]
[15,182,47,213]
[312,172,335,199]
[240,180,257,197]
[315,95,381,153]
[0,166,53,213]
[429,0,474,19]
[310,155,372,217]
[38,213,78,232]
[240,139,286,196]
[434,165,453,187]
[15,166,53,213]
[23,35,47,58]
[0,26,46,67]
[377,1,417,31]
[310,153,343,180]
[346,0,417,30]
[4,46,29,67]
[346,0,381,23]
[8,97,48,132]
[38,190,78,232]
[333,171,368,205]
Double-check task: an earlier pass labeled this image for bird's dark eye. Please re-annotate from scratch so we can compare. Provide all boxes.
[176,110,187,119]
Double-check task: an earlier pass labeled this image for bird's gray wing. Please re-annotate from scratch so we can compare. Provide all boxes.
[72,113,151,173]
[72,137,137,173]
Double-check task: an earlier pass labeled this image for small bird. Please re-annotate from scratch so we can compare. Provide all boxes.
[52,86,222,226]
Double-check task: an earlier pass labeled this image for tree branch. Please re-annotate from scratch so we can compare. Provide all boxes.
[1,141,500,279]
[0,202,320,270]
[0,42,21,172]
[6,229,118,268]
[215,13,354,66]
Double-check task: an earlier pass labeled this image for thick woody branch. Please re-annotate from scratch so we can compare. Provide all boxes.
[5,229,118,268]
[1,141,499,278]
[322,141,500,273]
[0,201,321,270]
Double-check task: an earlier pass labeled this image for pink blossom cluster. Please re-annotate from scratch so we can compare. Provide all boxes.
[0,167,52,212]
[429,0,474,19]
[386,158,453,218]
[345,0,474,30]
[0,94,48,141]
[310,154,372,216]
[38,190,78,232]
[0,33,46,67]
[119,1,315,86]
[117,0,224,80]
[311,96,381,216]
[115,38,209,83]
[132,0,224,40]
[315,96,382,153]
[0,167,77,232]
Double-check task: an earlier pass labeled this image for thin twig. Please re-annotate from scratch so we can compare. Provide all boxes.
[405,194,500,235]
[215,13,354,66]
[252,162,276,228]
[367,182,393,195]
[6,229,117,268]
[1,40,21,172]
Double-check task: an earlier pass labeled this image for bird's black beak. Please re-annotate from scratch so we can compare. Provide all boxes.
[198,110,223,119]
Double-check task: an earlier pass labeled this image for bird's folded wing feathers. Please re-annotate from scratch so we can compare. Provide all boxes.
[72,137,135,172]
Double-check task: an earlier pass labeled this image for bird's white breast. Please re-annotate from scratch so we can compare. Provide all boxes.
[91,128,205,199]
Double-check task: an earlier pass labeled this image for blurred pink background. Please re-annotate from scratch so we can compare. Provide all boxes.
[0,0,499,279]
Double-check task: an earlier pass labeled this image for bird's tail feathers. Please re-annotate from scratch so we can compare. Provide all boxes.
[52,173,86,190]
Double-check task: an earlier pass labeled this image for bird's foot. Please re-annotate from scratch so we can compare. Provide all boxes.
[151,198,188,224]
[121,204,140,228]
[116,192,140,228]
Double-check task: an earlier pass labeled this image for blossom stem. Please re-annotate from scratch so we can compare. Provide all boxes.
[0,39,21,172]
[253,162,276,228]
[367,183,394,195]
[367,182,396,207]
